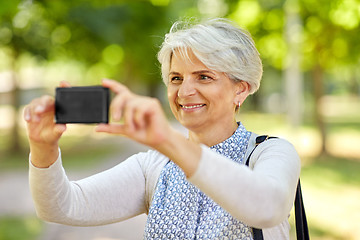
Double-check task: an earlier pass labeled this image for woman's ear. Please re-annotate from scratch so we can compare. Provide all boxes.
[234,81,250,106]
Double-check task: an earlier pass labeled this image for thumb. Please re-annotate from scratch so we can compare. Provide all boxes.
[59,81,72,88]
[95,123,126,135]
[54,124,67,135]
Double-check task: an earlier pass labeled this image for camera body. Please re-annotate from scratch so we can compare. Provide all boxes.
[55,86,110,124]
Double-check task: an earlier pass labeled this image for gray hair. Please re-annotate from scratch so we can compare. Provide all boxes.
[157,18,263,94]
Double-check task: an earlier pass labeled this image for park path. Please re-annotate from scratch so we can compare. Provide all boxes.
[0,122,187,240]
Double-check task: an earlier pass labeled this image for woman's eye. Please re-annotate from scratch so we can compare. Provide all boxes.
[170,76,182,83]
[200,75,212,81]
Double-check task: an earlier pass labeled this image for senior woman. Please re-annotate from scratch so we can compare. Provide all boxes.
[25,18,300,239]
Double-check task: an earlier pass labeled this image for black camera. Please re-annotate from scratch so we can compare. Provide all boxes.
[55,86,110,124]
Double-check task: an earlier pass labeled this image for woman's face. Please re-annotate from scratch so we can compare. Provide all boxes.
[167,49,248,133]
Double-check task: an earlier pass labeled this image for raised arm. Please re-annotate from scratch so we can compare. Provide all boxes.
[24,81,70,168]
[24,81,154,226]
[29,151,149,226]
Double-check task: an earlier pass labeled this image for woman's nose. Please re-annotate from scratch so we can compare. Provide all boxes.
[177,78,196,97]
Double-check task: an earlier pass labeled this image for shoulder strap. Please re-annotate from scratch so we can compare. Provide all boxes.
[246,135,310,240]
[245,135,277,166]
[295,179,310,240]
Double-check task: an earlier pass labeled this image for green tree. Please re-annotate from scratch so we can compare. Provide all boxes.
[228,0,360,156]
[3,0,358,156]
[1,0,53,153]
[299,0,360,155]
[0,0,199,154]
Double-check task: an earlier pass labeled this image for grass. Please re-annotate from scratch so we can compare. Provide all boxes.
[299,156,360,240]
[0,216,43,240]
[0,127,121,171]
[302,156,360,187]
[0,143,119,170]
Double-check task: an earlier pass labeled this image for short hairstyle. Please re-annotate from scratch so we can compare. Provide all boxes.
[157,18,263,94]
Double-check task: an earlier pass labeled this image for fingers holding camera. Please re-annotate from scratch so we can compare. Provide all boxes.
[101,78,128,94]
[24,81,70,124]
[24,95,66,145]
[102,78,136,122]
[96,98,169,147]
[123,96,152,131]
[96,80,170,146]
[24,95,53,123]
[59,80,71,88]
[96,95,159,134]
[24,95,67,168]
[101,78,143,126]
[132,98,149,129]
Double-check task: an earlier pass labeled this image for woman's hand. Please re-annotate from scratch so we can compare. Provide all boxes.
[96,79,201,177]
[24,81,70,167]
[95,79,172,148]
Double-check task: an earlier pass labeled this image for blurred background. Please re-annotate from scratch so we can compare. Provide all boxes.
[0,0,359,239]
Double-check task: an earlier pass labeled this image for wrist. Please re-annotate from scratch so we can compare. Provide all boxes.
[30,142,59,168]
[155,128,201,177]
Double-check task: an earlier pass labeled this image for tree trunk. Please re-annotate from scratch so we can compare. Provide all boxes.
[349,70,359,96]
[9,71,21,154]
[313,64,328,156]
[284,0,304,128]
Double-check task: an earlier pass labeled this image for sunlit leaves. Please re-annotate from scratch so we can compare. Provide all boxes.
[3,1,55,57]
[0,27,12,45]
[102,44,124,66]
[258,33,287,69]
[0,0,22,16]
[198,0,228,18]
[230,1,286,69]
[1,0,359,90]
[51,25,71,45]
[230,0,262,28]
[305,16,323,35]
[332,37,349,59]
[329,0,360,30]
[262,9,284,31]
[150,0,170,6]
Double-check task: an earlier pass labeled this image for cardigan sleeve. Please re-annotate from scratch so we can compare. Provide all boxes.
[188,137,301,229]
[29,149,154,226]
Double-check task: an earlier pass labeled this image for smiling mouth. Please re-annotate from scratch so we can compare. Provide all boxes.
[180,104,206,109]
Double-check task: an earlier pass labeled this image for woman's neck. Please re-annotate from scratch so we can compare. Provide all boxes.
[188,120,239,147]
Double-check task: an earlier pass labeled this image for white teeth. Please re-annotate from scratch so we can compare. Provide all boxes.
[181,104,204,109]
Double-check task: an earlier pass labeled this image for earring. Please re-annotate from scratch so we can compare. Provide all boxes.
[238,102,241,108]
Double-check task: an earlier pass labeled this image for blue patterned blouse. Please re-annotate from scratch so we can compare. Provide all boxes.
[144,123,253,239]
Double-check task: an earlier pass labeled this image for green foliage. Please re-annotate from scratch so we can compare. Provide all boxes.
[300,0,360,72]
[1,0,358,93]
[0,0,199,90]
[302,156,360,188]
[0,216,43,240]
[0,0,359,155]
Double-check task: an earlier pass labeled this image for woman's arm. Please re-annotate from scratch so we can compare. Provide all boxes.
[24,79,194,225]
[188,138,301,228]
[29,150,150,226]
[24,82,72,168]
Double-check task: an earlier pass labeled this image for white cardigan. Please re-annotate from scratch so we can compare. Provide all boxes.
[29,133,301,240]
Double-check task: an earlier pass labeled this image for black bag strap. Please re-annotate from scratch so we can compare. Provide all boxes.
[245,135,310,240]
[295,179,310,240]
[245,135,277,166]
